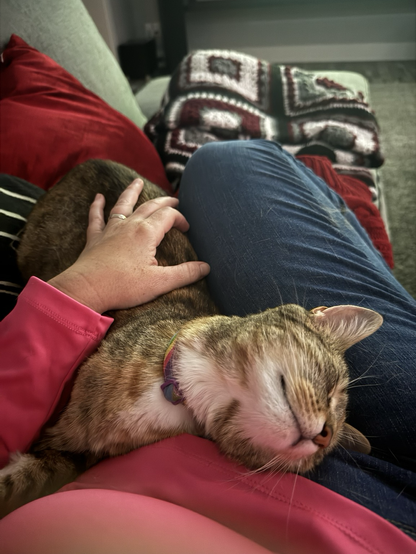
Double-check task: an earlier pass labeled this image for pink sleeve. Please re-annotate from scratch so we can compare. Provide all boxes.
[0,277,113,468]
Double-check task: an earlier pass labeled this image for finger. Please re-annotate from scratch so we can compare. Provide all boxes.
[144,207,191,245]
[109,178,144,219]
[132,196,179,221]
[86,193,106,242]
[152,262,211,297]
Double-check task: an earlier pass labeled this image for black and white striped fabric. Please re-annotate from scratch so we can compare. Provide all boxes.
[0,175,44,320]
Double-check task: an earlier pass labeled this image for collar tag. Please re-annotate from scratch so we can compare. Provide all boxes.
[161,333,185,405]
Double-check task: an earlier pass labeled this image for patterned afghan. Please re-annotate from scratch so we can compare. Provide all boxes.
[145,49,384,190]
[144,50,393,267]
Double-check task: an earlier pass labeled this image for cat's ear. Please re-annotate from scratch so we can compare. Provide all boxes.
[339,423,371,454]
[311,305,383,351]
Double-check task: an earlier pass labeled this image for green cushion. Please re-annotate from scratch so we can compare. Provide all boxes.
[316,70,371,102]
[135,76,171,119]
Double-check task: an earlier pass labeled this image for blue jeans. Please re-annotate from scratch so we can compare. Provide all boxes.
[179,139,416,538]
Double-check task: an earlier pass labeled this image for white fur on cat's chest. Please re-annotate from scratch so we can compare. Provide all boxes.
[115,380,197,444]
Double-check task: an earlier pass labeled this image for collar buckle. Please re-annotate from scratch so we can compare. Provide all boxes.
[161,333,185,405]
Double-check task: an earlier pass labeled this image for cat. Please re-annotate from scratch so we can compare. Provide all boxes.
[0,159,383,517]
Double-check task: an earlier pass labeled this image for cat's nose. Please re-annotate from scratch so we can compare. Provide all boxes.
[313,424,333,449]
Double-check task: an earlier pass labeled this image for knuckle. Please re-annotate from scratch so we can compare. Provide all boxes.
[162,206,178,218]
[177,263,193,283]
[114,198,130,208]
[148,199,162,210]
[138,219,156,237]
[150,206,175,223]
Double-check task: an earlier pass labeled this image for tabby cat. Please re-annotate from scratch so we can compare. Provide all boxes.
[0,159,383,516]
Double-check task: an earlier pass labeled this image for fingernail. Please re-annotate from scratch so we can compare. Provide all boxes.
[133,178,144,186]
[200,262,210,276]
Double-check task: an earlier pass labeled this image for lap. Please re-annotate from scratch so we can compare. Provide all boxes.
[179,139,416,467]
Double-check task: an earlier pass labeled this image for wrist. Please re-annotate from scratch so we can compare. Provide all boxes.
[48,268,107,314]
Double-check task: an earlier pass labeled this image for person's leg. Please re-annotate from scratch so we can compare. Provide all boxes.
[306,448,416,539]
[179,139,416,460]
[0,489,268,554]
[179,139,416,531]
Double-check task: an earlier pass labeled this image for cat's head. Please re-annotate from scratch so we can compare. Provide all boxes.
[173,304,383,473]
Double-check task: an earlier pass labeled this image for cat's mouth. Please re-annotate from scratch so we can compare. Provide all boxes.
[290,424,333,448]
[281,375,333,455]
[291,435,311,447]
[287,437,321,461]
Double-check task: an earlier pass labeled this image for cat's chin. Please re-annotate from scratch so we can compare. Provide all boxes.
[255,449,327,474]
[278,438,333,473]
[233,431,331,474]
[218,436,329,475]
[286,449,327,474]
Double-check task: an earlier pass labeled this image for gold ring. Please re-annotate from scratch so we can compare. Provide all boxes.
[109,214,127,220]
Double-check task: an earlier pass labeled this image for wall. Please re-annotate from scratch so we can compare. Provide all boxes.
[82,0,118,57]
[85,0,416,63]
[185,0,416,62]
[82,0,162,60]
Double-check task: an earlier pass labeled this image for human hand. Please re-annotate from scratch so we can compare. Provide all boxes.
[48,179,210,313]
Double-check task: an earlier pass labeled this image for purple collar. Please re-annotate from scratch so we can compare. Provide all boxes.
[160,334,185,405]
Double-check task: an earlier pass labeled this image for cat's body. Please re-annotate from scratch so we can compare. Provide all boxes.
[0,159,383,516]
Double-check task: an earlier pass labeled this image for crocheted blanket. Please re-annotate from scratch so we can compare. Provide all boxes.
[145,50,392,267]
[145,50,384,189]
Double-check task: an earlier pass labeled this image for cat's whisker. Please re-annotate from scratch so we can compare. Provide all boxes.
[346,348,386,391]
[347,363,380,385]
[359,343,386,375]
[395,484,409,500]
[336,483,374,503]
[291,276,301,308]
[338,431,367,451]
[262,463,294,499]
[383,371,410,385]
[245,456,284,475]
[226,456,293,498]
[337,444,364,469]
[285,462,301,540]
[347,383,382,390]
[269,274,284,308]
[268,465,292,496]
[387,447,402,466]
[227,455,288,489]
[253,465,287,491]
[347,374,378,386]
[262,466,293,497]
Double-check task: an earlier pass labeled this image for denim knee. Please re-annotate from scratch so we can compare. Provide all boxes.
[187,139,283,170]
[183,140,290,197]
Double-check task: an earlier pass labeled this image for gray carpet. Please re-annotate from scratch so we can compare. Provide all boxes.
[298,62,416,299]
[371,83,416,299]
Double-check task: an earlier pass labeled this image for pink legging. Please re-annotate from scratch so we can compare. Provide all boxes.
[2,435,414,554]
[0,489,271,554]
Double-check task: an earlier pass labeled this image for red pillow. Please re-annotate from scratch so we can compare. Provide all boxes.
[0,35,171,193]
[297,155,393,268]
